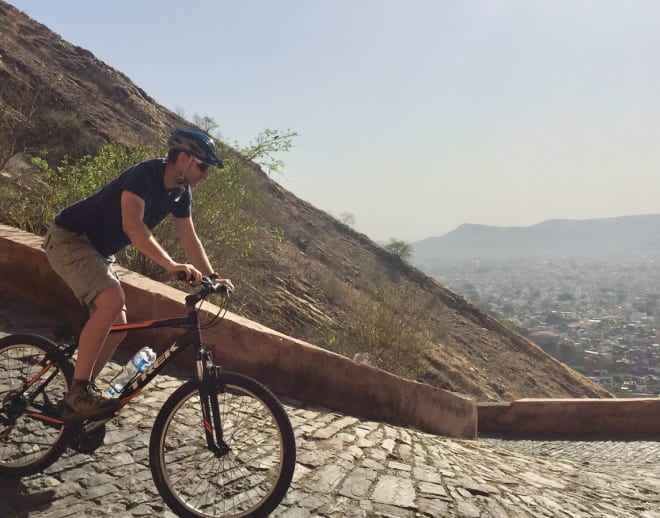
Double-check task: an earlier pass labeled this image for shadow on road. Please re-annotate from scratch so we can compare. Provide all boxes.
[2,475,56,517]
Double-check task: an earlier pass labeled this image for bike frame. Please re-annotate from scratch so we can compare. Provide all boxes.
[109,311,203,405]
[25,300,228,452]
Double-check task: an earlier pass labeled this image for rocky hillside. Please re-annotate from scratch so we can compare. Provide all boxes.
[0,1,610,401]
[0,3,181,153]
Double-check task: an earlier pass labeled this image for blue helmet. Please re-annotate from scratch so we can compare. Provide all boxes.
[167,128,223,168]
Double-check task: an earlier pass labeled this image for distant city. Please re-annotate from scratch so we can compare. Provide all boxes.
[426,255,660,397]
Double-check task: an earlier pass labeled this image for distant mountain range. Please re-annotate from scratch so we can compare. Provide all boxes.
[412,214,660,267]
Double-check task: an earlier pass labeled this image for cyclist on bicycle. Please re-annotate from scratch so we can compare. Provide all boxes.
[43,128,233,420]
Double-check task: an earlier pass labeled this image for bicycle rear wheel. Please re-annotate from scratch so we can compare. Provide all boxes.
[149,372,296,518]
[0,334,72,476]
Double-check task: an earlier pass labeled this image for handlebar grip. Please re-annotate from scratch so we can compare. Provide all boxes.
[177,271,195,282]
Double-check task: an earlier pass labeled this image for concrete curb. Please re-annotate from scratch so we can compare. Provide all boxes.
[478,398,660,439]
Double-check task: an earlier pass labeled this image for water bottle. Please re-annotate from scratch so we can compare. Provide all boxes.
[108,347,156,396]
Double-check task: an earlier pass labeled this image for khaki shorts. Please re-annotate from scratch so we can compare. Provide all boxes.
[43,223,122,309]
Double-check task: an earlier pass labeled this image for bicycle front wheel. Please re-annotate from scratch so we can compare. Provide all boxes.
[0,334,72,477]
[149,372,296,518]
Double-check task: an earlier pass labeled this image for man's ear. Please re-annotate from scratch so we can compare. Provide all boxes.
[175,150,188,166]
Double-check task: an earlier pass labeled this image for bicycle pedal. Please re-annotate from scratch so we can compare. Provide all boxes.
[69,423,106,454]
[83,418,111,433]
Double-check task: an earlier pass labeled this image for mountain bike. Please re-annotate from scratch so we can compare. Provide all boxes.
[0,277,296,518]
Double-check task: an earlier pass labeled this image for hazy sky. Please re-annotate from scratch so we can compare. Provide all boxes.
[8,0,660,242]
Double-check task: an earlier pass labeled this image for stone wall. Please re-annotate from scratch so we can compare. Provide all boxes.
[0,224,477,438]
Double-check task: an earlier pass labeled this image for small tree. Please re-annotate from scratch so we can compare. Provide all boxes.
[384,238,412,262]
[240,129,298,175]
[192,114,220,137]
[339,211,356,227]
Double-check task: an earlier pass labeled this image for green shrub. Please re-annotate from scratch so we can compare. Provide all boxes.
[0,144,153,235]
[0,137,286,302]
[315,277,434,379]
[383,238,413,263]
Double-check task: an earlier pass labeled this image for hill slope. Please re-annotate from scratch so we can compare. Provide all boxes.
[0,0,609,401]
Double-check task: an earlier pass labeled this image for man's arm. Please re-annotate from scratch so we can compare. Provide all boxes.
[121,191,201,280]
[175,216,234,289]
[173,216,214,275]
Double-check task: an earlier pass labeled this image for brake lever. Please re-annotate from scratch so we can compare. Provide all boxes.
[215,282,233,297]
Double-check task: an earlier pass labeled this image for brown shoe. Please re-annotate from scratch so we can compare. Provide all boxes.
[88,381,103,396]
[59,382,119,421]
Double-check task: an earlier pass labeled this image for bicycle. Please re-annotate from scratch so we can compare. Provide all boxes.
[0,277,297,518]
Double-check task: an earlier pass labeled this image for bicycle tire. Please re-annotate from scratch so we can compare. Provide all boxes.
[0,333,72,477]
[149,372,296,518]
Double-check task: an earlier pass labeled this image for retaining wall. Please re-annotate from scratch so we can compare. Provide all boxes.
[0,224,477,438]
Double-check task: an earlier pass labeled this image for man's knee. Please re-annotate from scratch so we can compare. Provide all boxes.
[93,284,126,315]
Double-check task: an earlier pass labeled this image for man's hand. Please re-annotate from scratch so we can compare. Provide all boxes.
[212,277,234,292]
[169,263,203,286]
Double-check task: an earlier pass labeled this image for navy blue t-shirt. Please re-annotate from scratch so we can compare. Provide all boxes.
[55,158,192,257]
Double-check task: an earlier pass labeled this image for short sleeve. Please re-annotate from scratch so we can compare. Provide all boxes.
[122,162,154,201]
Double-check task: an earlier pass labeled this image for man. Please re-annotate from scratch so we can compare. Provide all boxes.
[43,128,233,420]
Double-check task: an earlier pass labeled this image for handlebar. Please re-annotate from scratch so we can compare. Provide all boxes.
[180,274,233,306]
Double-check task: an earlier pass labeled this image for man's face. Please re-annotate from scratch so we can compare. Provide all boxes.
[188,158,210,187]
[178,153,210,188]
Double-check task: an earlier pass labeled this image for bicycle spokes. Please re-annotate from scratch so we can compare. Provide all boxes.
[0,337,72,475]
[150,374,296,518]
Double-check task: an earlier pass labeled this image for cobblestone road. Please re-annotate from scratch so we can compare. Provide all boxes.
[1,294,659,517]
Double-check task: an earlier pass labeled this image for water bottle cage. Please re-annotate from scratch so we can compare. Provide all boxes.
[108,351,154,396]
[109,371,141,396]
[120,372,141,386]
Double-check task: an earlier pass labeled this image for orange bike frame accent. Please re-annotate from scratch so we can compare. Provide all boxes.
[110,318,176,332]
[26,363,53,388]
[26,412,64,426]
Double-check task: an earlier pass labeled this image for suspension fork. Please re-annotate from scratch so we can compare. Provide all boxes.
[197,351,229,455]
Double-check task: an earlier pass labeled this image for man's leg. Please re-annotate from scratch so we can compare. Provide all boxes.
[59,284,125,420]
[73,283,126,382]
[91,308,127,380]
[44,226,125,419]
[44,225,126,383]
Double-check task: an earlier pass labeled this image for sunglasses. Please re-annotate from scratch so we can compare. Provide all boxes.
[192,157,210,172]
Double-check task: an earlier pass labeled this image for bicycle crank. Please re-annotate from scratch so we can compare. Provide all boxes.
[67,422,106,454]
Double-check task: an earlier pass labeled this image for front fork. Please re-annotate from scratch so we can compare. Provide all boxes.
[197,349,230,456]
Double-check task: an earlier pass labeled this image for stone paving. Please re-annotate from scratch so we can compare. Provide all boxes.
[1,293,660,517]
